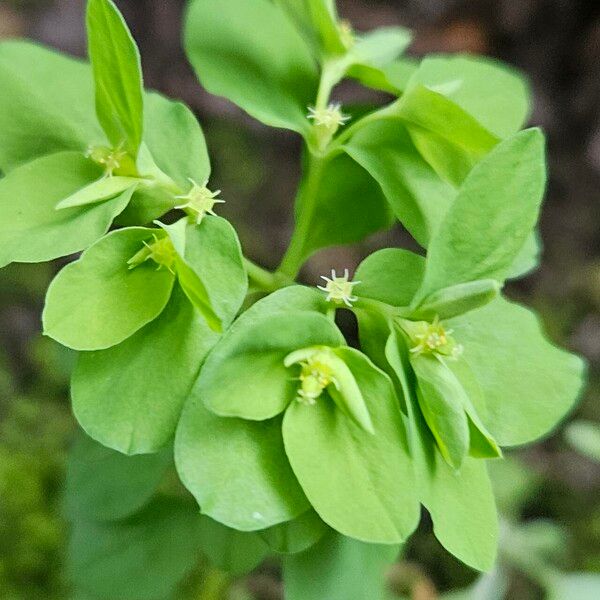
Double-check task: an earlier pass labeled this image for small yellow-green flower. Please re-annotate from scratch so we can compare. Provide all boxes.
[175,178,225,224]
[127,234,177,274]
[401,315,463,359]
[318,269,361,307]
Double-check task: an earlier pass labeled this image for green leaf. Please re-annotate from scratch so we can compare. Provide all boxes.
[565,420,600,462]
[63,430,171,521]
[87,0,144,157]
[0,152,132,268]
[260,510,328,554]
[395,85,500,186]
[199,312,344,420]
[68,498,202,600]
[184,0,318,134]
[275,0,345,58]
[143,91,211,189]
[283,347,419,544]
[293,153,393,263]
[421,450,498,572]
[507,230,542,280]
[407,54,531,139]
[43,227,175,351]
[345,122,456,247]
[284,532,400,600]
[172,217,248,328]
[355,248,425,307]
[448,297,586,447]
[56,175,140,209]
[175,401,309,531]
[71,285,219,454]
[415,129,547,303]
[345,27,412,91]
[198,517,269,575]
[382,57,420,92]
[285,346,375,433]
[351,27,412,68]
[385,330,498,571]
[115,185,178,226]
[0,40,103,171]
[411,279,501,320]
[411,355,470,470]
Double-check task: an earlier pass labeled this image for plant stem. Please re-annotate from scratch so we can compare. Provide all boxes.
[244,257,293,292]
[276,153,327,279]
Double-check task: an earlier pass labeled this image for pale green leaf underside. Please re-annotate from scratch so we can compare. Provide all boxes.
[185,0,318,133]
[346,121,456,247]
[0,152,131,268]
[72,285,219,455]
[396,84,500,186]
[43,227,174,351]
[408,54,531,139]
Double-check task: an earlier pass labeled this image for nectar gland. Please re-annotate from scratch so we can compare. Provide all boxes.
[307,103,350,150]
[127,234,177,274]
[86,144,131,177]
[175,178,225,224]
[318,269,361,307]
[402,316,463,359]
[295,352,339,405]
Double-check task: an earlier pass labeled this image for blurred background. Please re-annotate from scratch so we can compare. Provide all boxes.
[0,0,598,598]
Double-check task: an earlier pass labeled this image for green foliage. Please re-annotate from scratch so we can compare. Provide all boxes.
[68,497,203,600]
[0,0,589,597]
[86,0,144,158]
[63,431,171,521]
[0,152,129,268]
[185,0,318,133]
[284,532,400,599]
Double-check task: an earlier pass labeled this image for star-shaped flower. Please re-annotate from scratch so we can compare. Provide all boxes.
[317,269,361,307]
[175,178,225,224]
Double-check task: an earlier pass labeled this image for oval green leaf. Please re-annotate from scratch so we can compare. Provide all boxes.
[43,227,175,351]
[283,347,420,544]
[72,285,219,454]
[199,311,344,420]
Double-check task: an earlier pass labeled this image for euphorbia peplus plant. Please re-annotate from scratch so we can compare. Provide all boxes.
[0,0,586,597]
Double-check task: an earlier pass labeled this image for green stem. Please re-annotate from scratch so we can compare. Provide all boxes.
[276,153,328,279]
[327,102,400,156]
[244,257,292,292]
